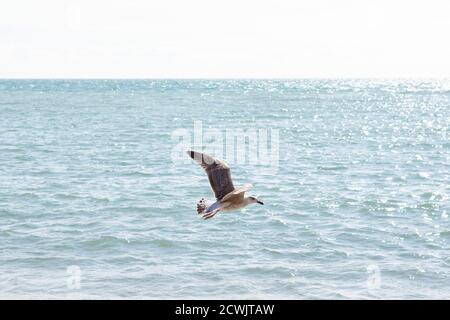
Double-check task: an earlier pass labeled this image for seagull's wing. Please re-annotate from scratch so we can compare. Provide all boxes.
[221,183,253,202]
[187,150,235,201]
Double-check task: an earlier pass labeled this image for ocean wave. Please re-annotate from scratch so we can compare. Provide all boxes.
[81,235,131,248]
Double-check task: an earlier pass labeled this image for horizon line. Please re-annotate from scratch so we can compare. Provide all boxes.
[1,77,449,81]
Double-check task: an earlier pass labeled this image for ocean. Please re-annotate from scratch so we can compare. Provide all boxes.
[0,79,449,299]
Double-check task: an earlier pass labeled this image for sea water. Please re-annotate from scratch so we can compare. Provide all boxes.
[0,79,449,299]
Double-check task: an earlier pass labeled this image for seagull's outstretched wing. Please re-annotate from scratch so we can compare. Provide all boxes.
[187,150,235,200]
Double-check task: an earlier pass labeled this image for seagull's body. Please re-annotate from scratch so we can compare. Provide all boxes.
[187,150,264,219]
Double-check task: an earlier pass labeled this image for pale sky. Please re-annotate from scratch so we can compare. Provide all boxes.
[1,0,449,78]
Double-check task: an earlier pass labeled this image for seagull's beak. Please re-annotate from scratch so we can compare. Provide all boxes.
[257,200,264,205]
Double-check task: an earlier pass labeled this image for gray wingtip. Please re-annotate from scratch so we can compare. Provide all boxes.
[187,150,222,167]
[186,150,197,159]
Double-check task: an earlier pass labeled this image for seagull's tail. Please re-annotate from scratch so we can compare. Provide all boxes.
[197,198,208,214]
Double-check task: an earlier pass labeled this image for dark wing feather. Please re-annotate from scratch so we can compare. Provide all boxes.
[187,150,235,200]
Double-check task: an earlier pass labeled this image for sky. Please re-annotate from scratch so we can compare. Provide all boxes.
[1,0,449,78]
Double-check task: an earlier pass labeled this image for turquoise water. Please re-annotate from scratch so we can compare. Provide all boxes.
[1,79,449,299]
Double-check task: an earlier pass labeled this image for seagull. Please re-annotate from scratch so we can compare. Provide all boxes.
[187,150,264,220]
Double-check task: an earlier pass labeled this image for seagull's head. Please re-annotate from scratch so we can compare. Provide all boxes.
[248,196,264,205]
